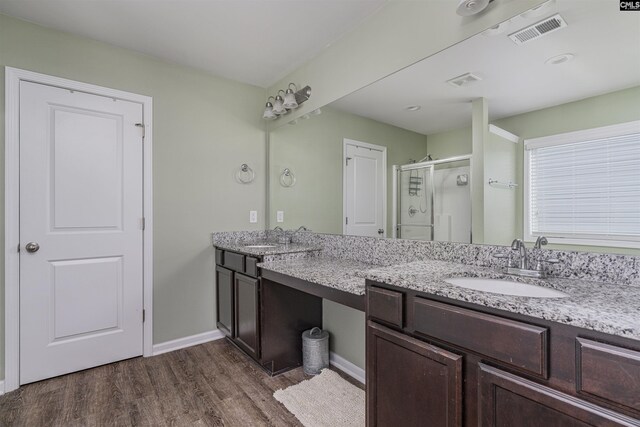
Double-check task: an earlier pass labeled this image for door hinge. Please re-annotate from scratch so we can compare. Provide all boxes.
[143,309,146,322]
[345,217,349,225]
[346,157,352,166]
[141,217,146,230]
[135,123,145,139]
[17,244,20,253]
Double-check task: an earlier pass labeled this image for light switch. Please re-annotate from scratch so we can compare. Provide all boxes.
[276,211,284,223]
[249,210,258,223]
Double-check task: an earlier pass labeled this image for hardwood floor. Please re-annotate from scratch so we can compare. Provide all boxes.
[0,339,362,426]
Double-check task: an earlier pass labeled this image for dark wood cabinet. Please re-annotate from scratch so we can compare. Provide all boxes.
[367,321,462,427]
[366,280,640,427]
[576,338,640,413]
[215,266,234,337]
[478,364,638,427]
[234,273,260,360]
[214,247,322,375]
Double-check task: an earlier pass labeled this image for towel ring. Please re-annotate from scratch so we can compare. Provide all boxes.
[236,164,255,184]
[280,168,296,187]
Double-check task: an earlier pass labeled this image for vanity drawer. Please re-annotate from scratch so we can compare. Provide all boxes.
[576,338,640,412]
[215,249,224,265]
[413,298,548,377]
[223,251,245,272]
[245,256,259,277]
[368,287,404,328]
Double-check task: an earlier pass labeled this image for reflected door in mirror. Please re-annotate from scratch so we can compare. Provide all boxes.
[344,140,386,237]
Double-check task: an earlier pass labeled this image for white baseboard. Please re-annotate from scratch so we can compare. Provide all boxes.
[330,352,365,384]
[152,329,225,356]
[0,380,5,395]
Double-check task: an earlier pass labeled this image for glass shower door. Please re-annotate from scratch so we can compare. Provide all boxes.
[397,166,434,240]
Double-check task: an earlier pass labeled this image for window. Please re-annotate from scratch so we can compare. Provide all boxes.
[524,121,640,248]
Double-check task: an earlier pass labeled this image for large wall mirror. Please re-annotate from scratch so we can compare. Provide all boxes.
[268,0,640,254]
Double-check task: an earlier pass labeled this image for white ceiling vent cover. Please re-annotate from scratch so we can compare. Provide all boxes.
[509,14,567,45]
[447,72,483,88]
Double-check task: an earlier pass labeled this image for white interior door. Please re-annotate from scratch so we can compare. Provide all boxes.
[344,140,386,237]
[19,81,144,385]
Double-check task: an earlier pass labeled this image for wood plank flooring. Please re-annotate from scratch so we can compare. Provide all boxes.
[0,339,362,426]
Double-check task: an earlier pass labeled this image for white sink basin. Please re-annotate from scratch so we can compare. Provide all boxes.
[244,244,278,249]
[444,277,569,298]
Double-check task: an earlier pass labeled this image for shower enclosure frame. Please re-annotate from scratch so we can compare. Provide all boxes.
[392,154,473,242]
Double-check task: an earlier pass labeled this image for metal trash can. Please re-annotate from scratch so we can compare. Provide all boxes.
[302,327,329,375]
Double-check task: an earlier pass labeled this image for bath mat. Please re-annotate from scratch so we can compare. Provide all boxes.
[273,369,365,427]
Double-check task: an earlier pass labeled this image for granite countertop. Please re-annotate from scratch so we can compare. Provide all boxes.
[214,241,322,257]
[359,259,640,340]
[258,257,376,295]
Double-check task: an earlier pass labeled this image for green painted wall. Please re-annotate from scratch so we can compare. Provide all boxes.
[0,14,267,380]
[323,301,365,370]
[269,107,428,234]
[427,126,472,160]
[483,131,518,245]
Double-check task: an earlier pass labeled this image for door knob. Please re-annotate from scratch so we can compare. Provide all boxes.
[378,229,384,235]
[25,242,40,253]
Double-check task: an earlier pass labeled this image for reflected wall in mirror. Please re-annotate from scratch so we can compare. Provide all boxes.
[268,0,640,253]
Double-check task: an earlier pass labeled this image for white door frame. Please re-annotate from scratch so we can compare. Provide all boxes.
[342,138,387,236]
[4,67,154,393]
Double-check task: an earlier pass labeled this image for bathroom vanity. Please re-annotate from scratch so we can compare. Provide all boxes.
[213,241,326,374]
[364,272,640,426]
[213,231,640,426]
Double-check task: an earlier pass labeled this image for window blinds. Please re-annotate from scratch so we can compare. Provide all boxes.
[527,127,640,242]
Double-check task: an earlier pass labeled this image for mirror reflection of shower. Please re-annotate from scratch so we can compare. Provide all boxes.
[394,155,472,242]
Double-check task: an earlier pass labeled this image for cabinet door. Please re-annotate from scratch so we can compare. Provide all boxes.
[215,266,234,337]
[367,321,462,427]
[235,273,260,360]
[478,364,639,427]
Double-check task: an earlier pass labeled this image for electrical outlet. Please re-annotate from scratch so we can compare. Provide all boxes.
[276,211,284,223]
[249,210,258,223]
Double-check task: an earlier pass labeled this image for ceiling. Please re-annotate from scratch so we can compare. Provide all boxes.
[0,0,386,88]
[331,0,640,136]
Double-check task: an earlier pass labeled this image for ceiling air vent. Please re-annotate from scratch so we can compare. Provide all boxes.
[509,14,567,45]
[447,72,482,88]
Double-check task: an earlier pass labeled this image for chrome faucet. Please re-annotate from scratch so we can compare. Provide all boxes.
[510,239,528,269]
[494,237,559,279]
[273,226,289,244]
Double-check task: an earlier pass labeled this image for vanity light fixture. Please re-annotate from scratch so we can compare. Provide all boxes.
[283,83,299,109]
[456,0,493,16]
[405,105,422,111]
[273,90,287,115]
[262,96,277,120]
[545,53,574,65]
[262,83,312,120]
